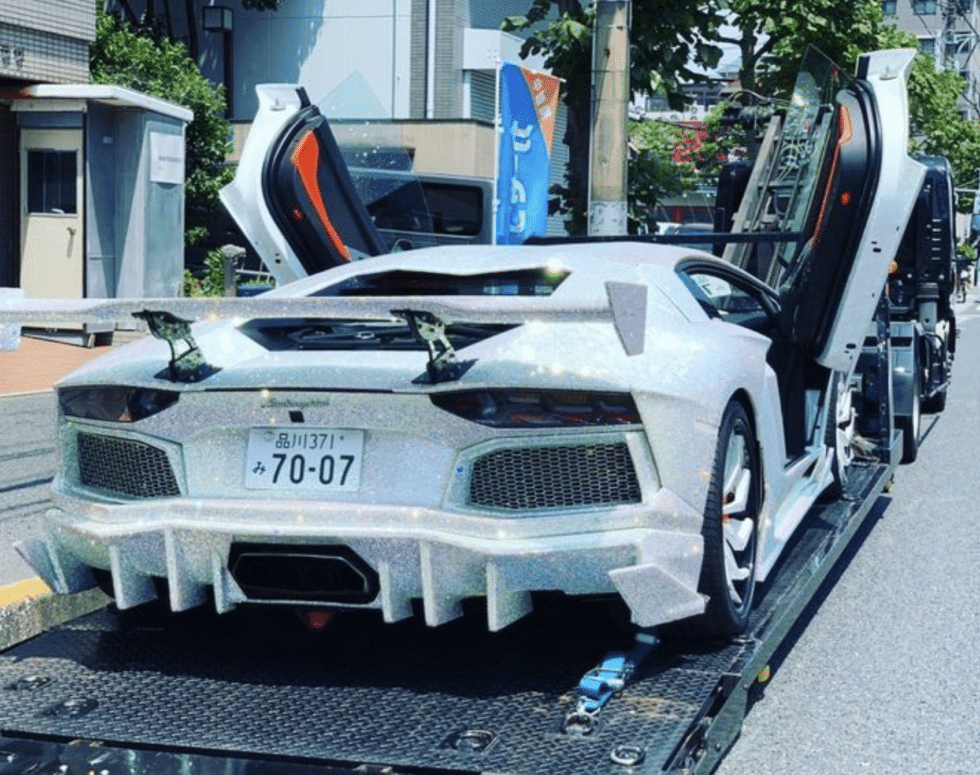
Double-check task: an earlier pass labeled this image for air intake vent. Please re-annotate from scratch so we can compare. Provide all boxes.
[469,442,641,511]
[77,432,180,499]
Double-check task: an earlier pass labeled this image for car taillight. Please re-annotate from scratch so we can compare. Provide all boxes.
[59,386,179,422]
[430,389,640,427]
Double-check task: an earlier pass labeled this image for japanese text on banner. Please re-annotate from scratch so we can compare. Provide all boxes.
[496,64,562,244]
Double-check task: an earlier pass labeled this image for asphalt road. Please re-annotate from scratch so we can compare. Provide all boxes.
[2,306,980,773]
[717,301,980,775]
[0,392,57,587]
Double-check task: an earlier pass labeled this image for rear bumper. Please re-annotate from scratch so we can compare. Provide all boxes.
[17,493,707,631]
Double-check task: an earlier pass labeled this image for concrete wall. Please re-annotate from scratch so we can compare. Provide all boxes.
[231,0,413,122]
[0,0,94,84]
[0,105,16,287]
[87,104,185,299]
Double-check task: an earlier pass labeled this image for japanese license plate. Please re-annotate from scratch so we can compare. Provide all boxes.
[244,428,364,491]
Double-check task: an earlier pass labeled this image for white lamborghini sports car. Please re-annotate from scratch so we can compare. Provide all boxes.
[16,49,924,638]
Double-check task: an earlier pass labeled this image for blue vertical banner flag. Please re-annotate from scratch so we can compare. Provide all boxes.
[496,64,562,244]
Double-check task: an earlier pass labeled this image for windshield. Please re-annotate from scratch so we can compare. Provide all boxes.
[238,318,514,351]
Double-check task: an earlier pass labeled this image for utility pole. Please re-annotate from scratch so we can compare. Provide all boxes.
[588,0,630,236]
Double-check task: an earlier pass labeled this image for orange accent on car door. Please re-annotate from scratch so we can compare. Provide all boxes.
[290,130,351,262]
[811,105,854,248]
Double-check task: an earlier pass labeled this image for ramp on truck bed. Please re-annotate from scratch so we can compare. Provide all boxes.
[0,457,894,775]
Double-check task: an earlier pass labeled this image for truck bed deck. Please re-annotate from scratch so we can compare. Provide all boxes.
[0,461,892,775]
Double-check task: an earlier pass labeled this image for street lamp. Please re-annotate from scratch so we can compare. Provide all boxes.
[202,6,233,32]
[202,6,234,115]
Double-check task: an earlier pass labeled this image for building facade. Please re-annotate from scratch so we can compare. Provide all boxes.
[883,0,980,118]
[0,0,96,288]
[111,0,569,234]
[221,0,568,206]
[1,1,190,314]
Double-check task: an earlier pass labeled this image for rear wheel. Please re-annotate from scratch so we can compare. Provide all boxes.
[825,373,856,498]
[679,400,761,640]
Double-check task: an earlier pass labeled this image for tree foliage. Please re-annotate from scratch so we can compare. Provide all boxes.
[503,0,725,234]
[509,0,980,228]
[721,0,896,98]
[907,54,980,214]
[730,5,980,213]
[90,8,233,247]
[627,120,699,233]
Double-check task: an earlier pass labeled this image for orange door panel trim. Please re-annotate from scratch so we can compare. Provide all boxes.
[290,130,351,262]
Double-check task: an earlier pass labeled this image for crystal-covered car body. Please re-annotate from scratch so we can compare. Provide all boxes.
[15,49,925,634]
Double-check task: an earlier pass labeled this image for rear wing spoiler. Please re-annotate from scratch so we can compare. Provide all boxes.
[0,282,647,378]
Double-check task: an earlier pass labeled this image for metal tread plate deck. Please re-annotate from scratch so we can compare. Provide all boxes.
[0,463,887,775]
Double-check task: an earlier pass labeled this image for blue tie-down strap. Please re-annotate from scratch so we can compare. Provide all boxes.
[564,632,658,735]
[577,652,632,709]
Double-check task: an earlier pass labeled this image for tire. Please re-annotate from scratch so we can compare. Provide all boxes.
[922,387,947,414]
[824,373,855,499]
[897,372,920,464]
[671,400,761,640]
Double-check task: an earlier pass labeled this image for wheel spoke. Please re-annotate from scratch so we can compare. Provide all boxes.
[722,468,751,517]
[722,427,754,608]
[722,433,746,497]
[724,514,754,553]
[723,543,751,604]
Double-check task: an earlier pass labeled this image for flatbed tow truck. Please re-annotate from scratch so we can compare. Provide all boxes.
[0,48,934,775]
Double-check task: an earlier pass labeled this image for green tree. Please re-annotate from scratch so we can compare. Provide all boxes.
[907,54,980,214]
[503,1,725,234]
[678,0,980,218]
[736,5,980,214]
[90,8,233,248]
[720,0,895,98]
[627,120,699,233]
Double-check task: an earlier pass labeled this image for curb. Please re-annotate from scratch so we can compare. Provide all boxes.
[0,389,54,399]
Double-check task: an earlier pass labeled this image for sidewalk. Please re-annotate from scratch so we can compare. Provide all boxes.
[0,333,141,396]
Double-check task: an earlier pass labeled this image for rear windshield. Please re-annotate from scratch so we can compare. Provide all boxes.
[311,268,570,297]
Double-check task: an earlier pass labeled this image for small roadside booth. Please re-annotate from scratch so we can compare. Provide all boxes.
[2,84,192,343]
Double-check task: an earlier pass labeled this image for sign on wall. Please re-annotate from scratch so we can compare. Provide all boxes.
[150,132,185,185]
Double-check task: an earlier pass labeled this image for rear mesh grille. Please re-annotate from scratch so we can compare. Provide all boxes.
[468,442,641,511]
[77,432,180,499]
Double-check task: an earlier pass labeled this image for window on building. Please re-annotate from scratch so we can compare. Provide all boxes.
[919,37,936,55]
[26,150,77,214]
[881,0,897,14]
[913,0,938,13]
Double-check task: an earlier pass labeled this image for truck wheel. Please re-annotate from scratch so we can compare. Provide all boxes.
[897,374,920,464]
[679,401,760,640]
[923,388,947,414]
